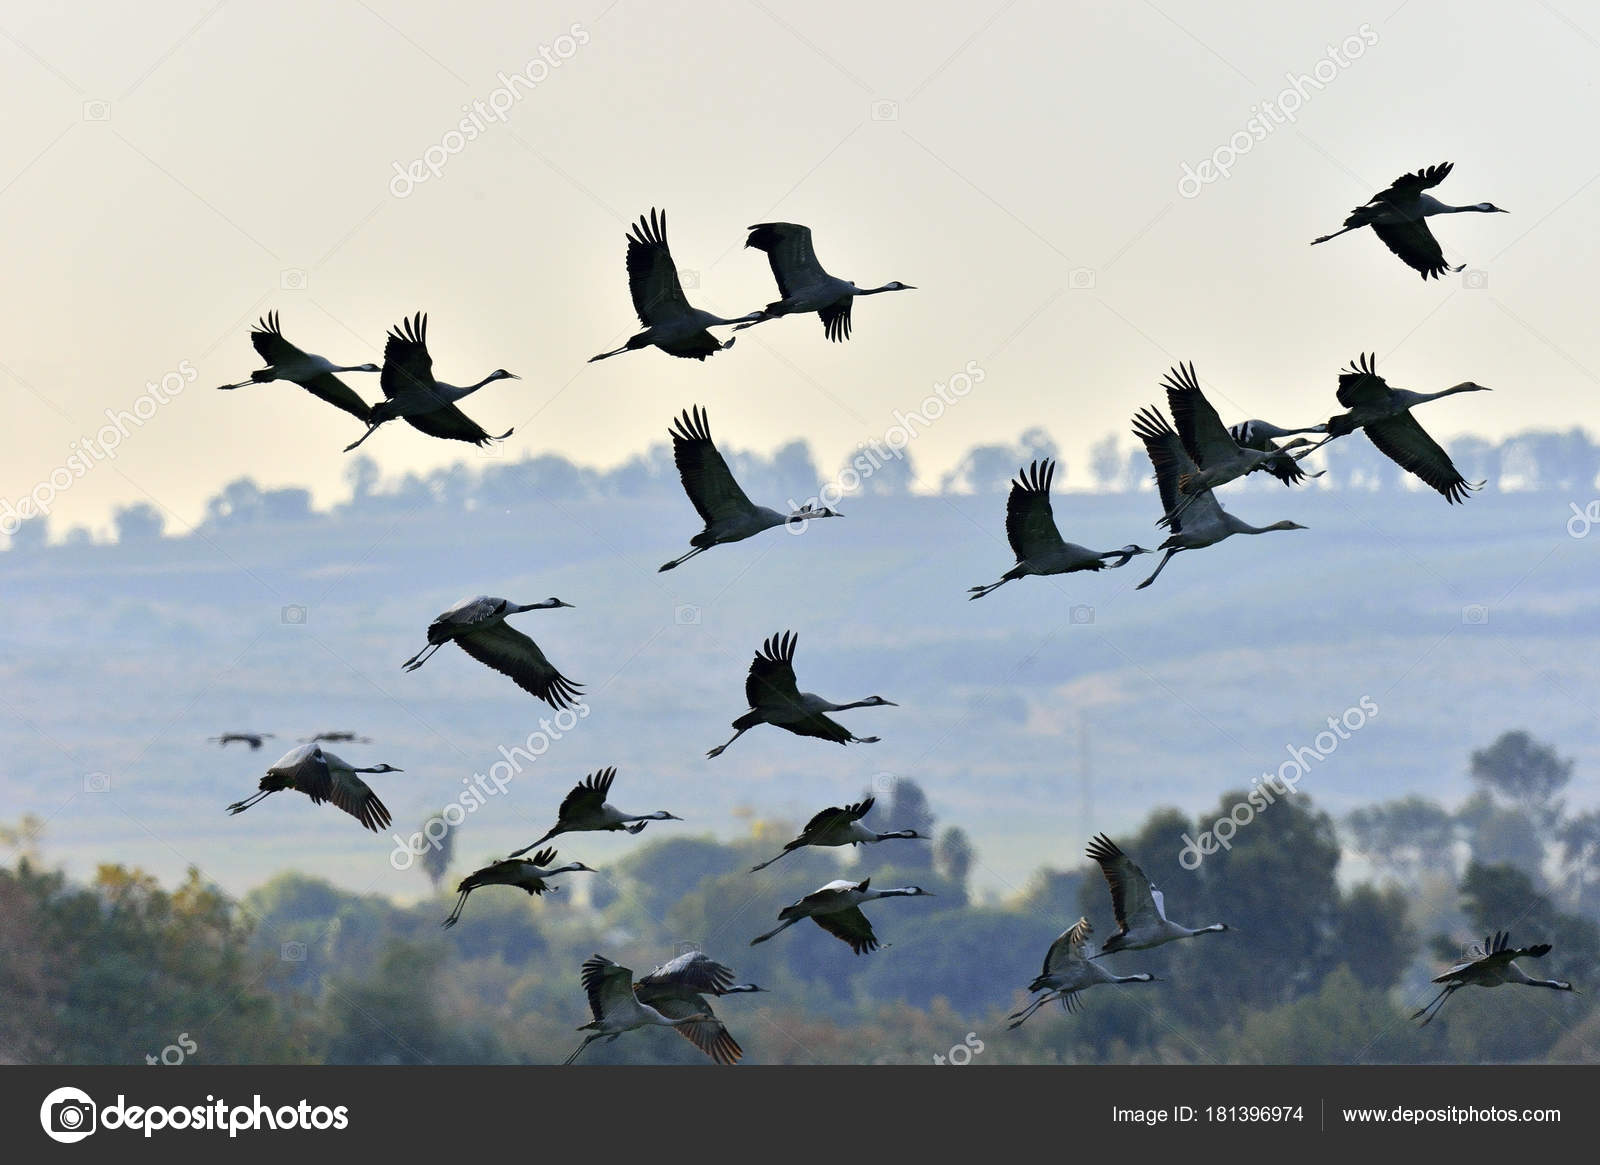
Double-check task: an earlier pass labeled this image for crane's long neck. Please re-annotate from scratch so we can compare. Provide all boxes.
[1509,966,1569,989]
[874,830,920,841]
[439,376,497,402]
[832,698,880,712]
[867,887,918,901]
[1419,383,1482,404]
[647,1007,700,1028]
[542,862,586,877]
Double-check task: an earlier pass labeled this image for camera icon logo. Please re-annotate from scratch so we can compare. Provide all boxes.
[281,604,307,625]
[870,99,899,121]
[281,940,307,962]
[84,772,111,793]
[82,100,110,122]
[674,603,701,626]
[1461,269,1489,290]
[1462,604,1489,625]
[871,771,898,794]
[678,268,700,290]
[674,939,705,958]
[280,268,308,291]
[1069,604,1095,625]
[1068,267,1097,290]
[40,1086,97,1143]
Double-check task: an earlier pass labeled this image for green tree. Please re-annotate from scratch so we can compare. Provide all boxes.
[933,827,975,902]
[322,939,500,1064]
[1457,792,1544,877]
[1333,884,1415,991]
[607,836,744,926]
[1157,793,1346,1027]
[5,861,303,1063]
[1224,966,1424,1064]
[417,811,455,892]
[1345,796,1457,882]
[1557,809,1600,903]
[112,502,164,542]
[1470,730,1572,828]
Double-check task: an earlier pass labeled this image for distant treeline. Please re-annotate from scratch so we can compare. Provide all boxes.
[7,425,1597,549]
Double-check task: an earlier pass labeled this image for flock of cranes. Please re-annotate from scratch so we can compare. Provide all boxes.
[971,341,1492,597]
[206,167,1576,1062]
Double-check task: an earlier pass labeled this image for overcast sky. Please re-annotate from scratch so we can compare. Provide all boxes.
[5,0,1598,539]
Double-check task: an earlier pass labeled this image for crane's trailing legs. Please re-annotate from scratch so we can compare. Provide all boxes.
[658,545,710,572]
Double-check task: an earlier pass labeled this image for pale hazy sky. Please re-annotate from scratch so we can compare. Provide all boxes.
[5,0,1599,539]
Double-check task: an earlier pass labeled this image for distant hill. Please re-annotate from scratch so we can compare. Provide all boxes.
[3,444,1597,900]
